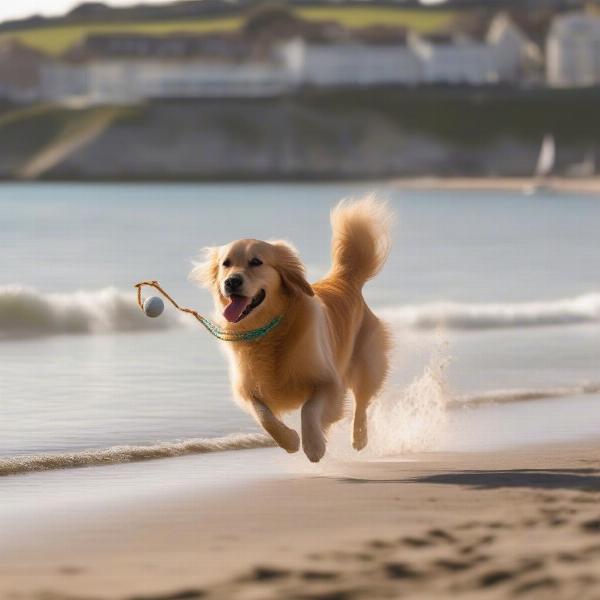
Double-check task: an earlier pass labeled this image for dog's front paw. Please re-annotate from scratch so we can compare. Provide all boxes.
[279,428,300,454]
[352,426,368,451]
[302,433,326,463]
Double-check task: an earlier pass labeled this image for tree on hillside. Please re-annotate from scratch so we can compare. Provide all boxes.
[242,4,303,39]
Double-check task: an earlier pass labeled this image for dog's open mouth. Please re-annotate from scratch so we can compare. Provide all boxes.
[223,289,266,323]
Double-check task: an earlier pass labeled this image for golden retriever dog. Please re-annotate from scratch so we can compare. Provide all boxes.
[191,197,391,462]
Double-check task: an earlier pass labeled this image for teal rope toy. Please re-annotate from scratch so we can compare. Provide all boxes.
[134,280,283,343]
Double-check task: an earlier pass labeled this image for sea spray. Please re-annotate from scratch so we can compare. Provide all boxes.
[368,345,450,456]
[315,340,452,465]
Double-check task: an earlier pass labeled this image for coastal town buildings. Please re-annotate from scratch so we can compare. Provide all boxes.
[4,10,600,103]
[42,60,291,102]
[546,12,600,87]
[408,33,500,85]
[279,33,421,87]
[38,14,530,103]
[0,40,44,102]
[487,13,543,83]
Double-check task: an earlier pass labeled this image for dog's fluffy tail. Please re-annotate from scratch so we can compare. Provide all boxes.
[329,195,393,288]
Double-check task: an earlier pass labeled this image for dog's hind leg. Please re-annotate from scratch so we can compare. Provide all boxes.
[349,313,391,451]
[301,382,345,463]
[251,396,300,454]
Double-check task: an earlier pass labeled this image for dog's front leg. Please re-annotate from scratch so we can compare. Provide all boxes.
[250,396,300,454]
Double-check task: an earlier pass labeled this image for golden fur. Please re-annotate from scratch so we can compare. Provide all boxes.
[191,196,392,462]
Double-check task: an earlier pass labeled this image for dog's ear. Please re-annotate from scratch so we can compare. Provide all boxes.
[269,240,314,297]
[189,246,220,288]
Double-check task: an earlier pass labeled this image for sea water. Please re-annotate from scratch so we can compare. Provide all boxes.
[1,182,599,466]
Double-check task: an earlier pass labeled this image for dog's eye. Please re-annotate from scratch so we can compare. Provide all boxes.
[222,258,231,268]
[249,258,263,267]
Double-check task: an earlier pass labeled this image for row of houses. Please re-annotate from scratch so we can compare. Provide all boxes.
[547,12,600,87]
[280,16,535,89]
[4,14,536,104]
[0,11,597,103]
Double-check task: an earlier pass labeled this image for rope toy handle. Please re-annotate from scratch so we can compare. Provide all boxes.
[133,280,283,342]
[134,280,205,324]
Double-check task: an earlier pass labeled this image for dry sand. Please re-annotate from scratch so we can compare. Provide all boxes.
[3,439,600,600]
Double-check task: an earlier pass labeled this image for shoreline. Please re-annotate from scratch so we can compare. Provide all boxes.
[1,176,599,194]
[3,438,600,599]
[392,176,600,195]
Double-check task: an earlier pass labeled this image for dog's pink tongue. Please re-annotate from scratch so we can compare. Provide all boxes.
[223,295,251,323]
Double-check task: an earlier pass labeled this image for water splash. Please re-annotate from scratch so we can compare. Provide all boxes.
[318,340,452,465]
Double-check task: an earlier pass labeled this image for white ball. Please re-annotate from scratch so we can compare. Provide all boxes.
[143,296,164,318]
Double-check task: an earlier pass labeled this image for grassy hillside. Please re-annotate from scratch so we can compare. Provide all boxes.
[0,104,134,176]
[0,89,599,180]
[0,7,456,55]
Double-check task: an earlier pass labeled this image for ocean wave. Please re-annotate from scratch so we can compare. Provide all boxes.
[2,286,600,339]
[2,382,599,476]
[0,285,178,339]
[380,293,600,330]
[0,433,275,476]
[453,382,600,408]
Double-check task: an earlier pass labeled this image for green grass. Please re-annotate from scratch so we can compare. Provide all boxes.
[297,7,455,31]
[1,7,455,56]
[2,17,242,55]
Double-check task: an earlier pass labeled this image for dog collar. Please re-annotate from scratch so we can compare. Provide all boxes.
[134,280,283,343]
[199,314,283,342]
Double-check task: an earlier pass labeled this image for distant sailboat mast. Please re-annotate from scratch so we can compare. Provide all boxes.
[535,134,555,178]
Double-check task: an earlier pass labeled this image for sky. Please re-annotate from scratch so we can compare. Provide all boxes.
[0,0,172,23]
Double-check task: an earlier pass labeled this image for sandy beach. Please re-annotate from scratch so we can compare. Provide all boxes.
[3,438,600,600]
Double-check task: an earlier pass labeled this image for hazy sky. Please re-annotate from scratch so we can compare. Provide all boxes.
[0,0,172,23]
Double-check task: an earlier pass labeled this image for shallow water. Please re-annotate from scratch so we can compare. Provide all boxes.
[1,182,599,466]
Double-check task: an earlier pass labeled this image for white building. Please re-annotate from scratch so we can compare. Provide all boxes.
[409,33,501,85]
[279,37,421,87]
[41,59,292,103]
[37,17,534,103]
[40,62,88,100]
[0,40,44,102]
[487,13,542,83]
[547,12,600,87]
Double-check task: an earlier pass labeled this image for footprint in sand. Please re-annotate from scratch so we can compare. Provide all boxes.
[240,565,291,582]
[128,590,205,600]
[401,536,433,548]
[384,561,422,579]
[478,569,516,588]
[581,518,600,533]
[427,528,456,543]
[513,576,558,595]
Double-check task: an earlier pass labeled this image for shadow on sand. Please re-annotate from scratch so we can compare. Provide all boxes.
[341,468,600,491]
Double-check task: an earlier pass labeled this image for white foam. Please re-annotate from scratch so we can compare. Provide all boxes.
[0,285,179,339]
[2,286,599,339]
[0,433,275,476]
[2,379,598,477]
[454,382,600,407]
[380,293,600,330]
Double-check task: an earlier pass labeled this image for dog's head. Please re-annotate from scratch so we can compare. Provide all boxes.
[191,239,313,325]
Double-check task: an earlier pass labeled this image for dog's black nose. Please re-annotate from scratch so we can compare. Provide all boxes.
[224,274,243,294]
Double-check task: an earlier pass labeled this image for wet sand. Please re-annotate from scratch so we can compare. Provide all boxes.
[3,438,600,599]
